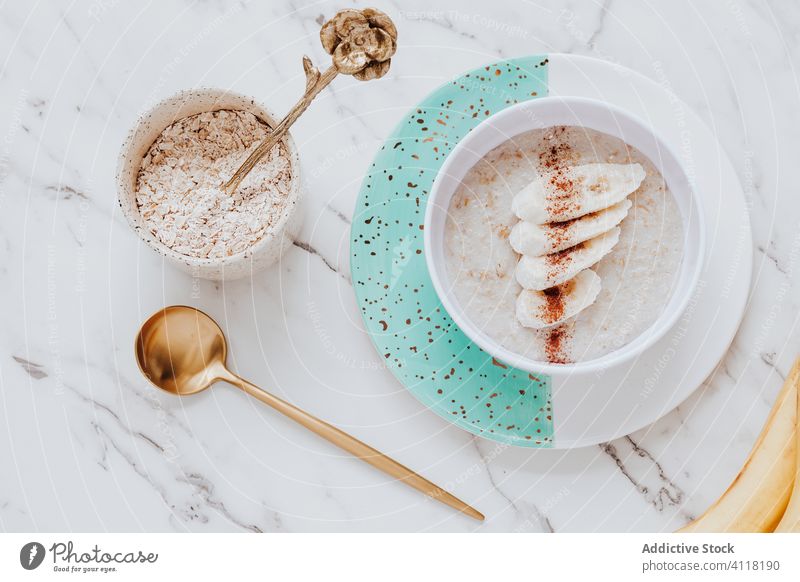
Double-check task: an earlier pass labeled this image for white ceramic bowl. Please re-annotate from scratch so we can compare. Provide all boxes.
[117,88,302,280]
[424,96,705,376]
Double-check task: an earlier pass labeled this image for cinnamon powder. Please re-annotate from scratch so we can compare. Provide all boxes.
[538,136,582,222]
[539,285,565,324]
[544,325,570,364]
[535,128,580,363]
[538,277,580,325]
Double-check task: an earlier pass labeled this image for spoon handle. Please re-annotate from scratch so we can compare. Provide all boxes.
[222,64,339,196]
[227,373,484,521]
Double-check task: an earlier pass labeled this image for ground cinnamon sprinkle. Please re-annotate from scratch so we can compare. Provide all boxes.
[543,241,583,284]
[540,244,581,362]
[545,241,583,264]
[549,173,573,193]
[538,134,572,169]
[538,134,582,226]
[544,205,606,251]
[534,128,581,363]
[539,285,565,324]
[544,169,577,219]
[545,219,570,251]
[544,325,571,364]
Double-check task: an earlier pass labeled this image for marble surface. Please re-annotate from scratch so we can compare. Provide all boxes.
[0,0,798,532]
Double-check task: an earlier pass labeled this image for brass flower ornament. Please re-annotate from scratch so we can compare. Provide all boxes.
[320,8,397,80]
[222,8,398,196]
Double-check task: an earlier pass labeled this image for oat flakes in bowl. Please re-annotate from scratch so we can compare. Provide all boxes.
[117,88,302,280]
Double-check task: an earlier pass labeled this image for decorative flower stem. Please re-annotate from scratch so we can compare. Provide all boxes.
[224,8,397,197]
[223,61,338,196]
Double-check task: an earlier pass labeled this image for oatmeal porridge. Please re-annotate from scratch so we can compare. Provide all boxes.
[443,126,684,364]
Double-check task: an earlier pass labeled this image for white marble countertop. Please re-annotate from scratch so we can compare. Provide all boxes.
[1,0,798,532]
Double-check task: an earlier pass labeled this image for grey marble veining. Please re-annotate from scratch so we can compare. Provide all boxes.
[0,0,797,532]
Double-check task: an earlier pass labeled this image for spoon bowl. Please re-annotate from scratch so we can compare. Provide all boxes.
[134,305,484,522]
[135,305,227,396]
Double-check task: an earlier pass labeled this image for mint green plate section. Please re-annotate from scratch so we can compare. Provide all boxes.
[350,56,553,447]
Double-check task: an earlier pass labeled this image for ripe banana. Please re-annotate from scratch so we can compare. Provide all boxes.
[515,269,601,329]
[512,163,644,223]
[515,227,620,290]
[677,357,800,533]
[775,358,800,532]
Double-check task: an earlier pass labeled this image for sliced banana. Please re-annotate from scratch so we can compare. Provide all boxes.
[509,198,632,257]
[512,163,645,224]
[515,227,620,291]
[516,269,601,329]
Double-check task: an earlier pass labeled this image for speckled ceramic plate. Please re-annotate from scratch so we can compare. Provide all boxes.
[350,54,752,449]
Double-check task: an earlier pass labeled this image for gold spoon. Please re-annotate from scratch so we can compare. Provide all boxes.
[135,305,484,522]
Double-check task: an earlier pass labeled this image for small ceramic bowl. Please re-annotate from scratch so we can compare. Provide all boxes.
[424,96,705,376]
[116,88,302,280]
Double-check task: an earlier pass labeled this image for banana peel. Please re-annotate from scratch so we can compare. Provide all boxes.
[775,357,800,532]
[677,357,800,533]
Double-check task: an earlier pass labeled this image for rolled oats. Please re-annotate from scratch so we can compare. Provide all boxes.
[135,109,292,259]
